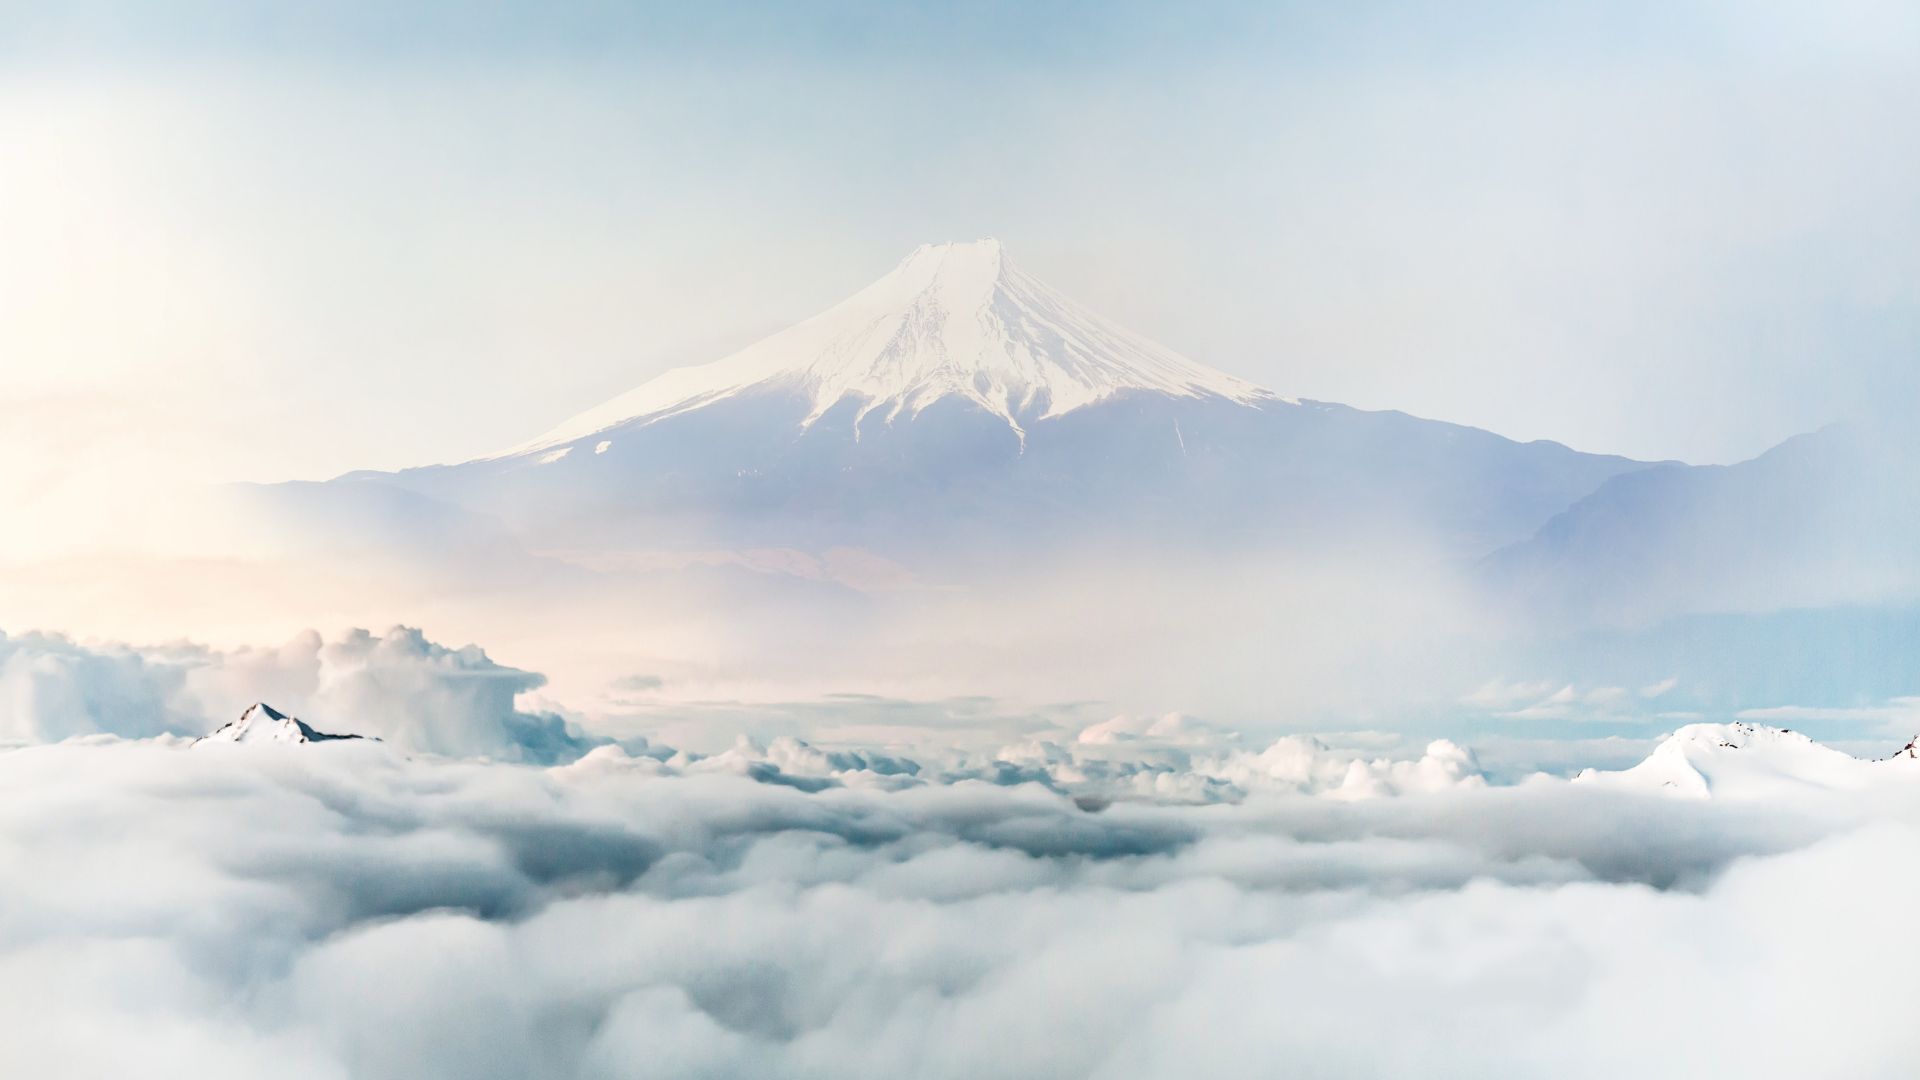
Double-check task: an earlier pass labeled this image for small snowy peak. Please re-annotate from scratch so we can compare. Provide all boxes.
[500,239,1281,456]
[195,703,364,746]
[1576,722,1880,799]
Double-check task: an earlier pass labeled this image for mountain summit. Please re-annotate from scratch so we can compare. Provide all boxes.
[195,703,363,746]
[1575,722,1919,799]
[507,239,1278,455]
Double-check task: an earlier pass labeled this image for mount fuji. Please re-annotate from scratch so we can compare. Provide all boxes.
[281,240,1652,572]
[506,238,1279,453]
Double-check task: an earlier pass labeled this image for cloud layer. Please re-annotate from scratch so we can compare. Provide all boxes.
[8,622,1918,1076]
[2,734,1916,1078]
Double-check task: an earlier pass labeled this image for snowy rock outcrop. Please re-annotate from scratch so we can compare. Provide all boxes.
[1575,722,1905,799]
[195,702,364,746]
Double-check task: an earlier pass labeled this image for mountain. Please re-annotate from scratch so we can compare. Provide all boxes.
[1575,721,1917,799]
[195,703,363,746]
[505,238,1278,453]
[1482,424,1920,627]
[300,240,1650,570]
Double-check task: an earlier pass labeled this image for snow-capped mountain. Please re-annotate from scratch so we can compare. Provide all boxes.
[195,703,363,746]
[284,240,1653,569]
[506,239,1277,453]
[1575,722,1917,799]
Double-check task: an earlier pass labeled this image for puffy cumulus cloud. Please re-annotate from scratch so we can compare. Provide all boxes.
[552,726,1488,807]
[1074,711,1224,746]
[0,625,604,763]
[0,629,192,743]
[225,626,600,762]
[1191,736,1485,801]
[1,735,1918,1078]
[969,732,1487,805]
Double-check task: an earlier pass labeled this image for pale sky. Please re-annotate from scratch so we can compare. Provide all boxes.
[2,0,1915,535]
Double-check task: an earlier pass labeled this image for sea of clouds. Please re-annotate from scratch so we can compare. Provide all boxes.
[0,625,1497,799]
[4,625,1919,1078]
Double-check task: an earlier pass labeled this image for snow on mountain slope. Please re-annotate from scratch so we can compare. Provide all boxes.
[1575,722,1916,799]
[502,239,1281,455]
[195,702,364,746]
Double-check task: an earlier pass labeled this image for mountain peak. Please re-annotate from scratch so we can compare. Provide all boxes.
[499,240,1280,456]
[896,236,1005,281]
[903,236,1004,260]
[1574,722,1888,799]
[880,238,1010,314]
[195,702,363,746]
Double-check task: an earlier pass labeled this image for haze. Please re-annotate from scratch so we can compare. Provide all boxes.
[4,0,1916,553]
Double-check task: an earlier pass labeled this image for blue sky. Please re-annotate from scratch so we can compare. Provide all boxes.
[2,0,1915,517]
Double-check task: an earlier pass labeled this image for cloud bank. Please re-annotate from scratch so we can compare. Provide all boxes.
[0,621,1505,803]
[2,734,1917,1078]
[0,625,601,762]
[5,619,1918,1076]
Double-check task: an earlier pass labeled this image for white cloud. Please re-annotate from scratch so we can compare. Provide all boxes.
[1462,678,1560,708]
[0,625,605,762]
[0,735,1917,1077]
[1640,676,1681,698]
[1473,676,1695,723]
[1500,684,1580,720]
[1075,711,1221,746]
[1185,736,1485,801]
[0,621,1504,800]
[0,629,192,744]
[1736,697,1920,733]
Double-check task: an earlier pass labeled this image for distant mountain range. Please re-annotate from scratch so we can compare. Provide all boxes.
[1482,422,1920,626]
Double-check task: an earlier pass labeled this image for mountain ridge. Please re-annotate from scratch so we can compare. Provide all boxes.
[1576,721,1918,798]
[1481,423,1920,626]
[195,703,364,746]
